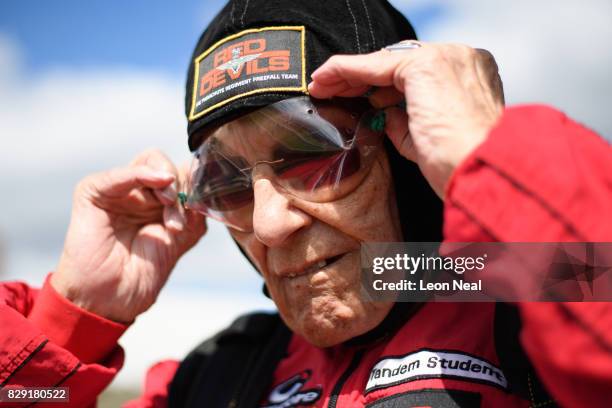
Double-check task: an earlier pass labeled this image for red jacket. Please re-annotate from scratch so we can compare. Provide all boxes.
[1,105,611,407]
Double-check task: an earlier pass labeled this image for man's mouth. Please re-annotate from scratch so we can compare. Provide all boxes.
[285,253,345,279]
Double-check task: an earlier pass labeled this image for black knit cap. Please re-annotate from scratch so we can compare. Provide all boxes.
[185,0,443,244]
[185,0,418,150]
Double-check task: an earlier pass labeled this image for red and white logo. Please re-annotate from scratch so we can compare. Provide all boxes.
[261,370,322,408]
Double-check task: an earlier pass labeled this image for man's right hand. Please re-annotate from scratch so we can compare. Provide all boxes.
[52,150,207,323]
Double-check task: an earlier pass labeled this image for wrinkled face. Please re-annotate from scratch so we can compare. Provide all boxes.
[222,104,403,347]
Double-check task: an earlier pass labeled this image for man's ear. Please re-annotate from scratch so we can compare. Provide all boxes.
[383,137,443,242]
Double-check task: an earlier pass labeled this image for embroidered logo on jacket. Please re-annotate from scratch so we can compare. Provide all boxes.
[262,370,322,408]
[366,349,508,393]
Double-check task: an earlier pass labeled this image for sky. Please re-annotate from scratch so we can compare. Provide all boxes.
[1,0,611,393]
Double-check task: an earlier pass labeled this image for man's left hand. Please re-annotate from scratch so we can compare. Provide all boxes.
[308,42,504,198]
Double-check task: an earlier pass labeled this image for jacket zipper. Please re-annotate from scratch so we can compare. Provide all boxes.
[227,342,261,408]
[328,349,365,408]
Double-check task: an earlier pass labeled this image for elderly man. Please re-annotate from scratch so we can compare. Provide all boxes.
[1,1,611,407]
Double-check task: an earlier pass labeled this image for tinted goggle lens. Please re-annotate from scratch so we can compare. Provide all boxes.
[188,153,252,212]
[185,97,384,230]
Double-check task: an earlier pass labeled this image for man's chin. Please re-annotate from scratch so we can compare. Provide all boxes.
[283,300,393,348]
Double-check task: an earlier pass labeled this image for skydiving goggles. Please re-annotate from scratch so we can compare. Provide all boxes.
[183,96,386,232]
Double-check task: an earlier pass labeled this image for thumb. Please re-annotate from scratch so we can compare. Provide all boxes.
[173,209,207,255]
[172,159,207,253]
[176,160,193,192]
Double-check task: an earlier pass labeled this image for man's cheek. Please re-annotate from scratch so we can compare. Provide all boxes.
[340,158,399,242]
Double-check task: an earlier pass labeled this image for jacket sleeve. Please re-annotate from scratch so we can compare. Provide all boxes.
[443,105,612,408]
[122,360,179,408]
[0,275,127,407]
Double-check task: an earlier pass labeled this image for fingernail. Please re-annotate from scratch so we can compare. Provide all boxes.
[167,207,184,231]
[160,184,177,203]
[153,170,174,180]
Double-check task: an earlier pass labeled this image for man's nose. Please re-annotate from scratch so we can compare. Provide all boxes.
[252,178,311,247]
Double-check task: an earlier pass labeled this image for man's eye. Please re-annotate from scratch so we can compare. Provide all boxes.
[339,127,355,141]
[204,186,254,211]
[273,150,335,175]
[274,149,361,188]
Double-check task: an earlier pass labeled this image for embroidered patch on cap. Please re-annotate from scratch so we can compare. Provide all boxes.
[366,349,508,394]
[189,26,307,121]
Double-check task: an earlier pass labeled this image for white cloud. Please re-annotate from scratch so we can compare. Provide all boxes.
[0,34,22,90]
[395,0,612,139]
[0,34,190,253]
[0,33,262,283]
[0,34,274,388]
[0,69,185,174]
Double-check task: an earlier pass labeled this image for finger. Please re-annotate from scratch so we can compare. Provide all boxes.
[132,149,180,205]
[384,106,416,162]
[154,187,177,206]
[92,165,175,198]
[474,48,496,68]
[176,160,193,193]
[126,187,162,210]
[494,74,505,106]
[164,205,184,232]
[162,160,198,232]
[308,80,353,98]
[368,86,405,109]
[309,50,420,98]
[173,210,207,254]
[131,149,178,176]
[475,48,505,106]
[336,84,372,97]
[161,159,199,234]
[184,210,207,237]
[310,52,398,86]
